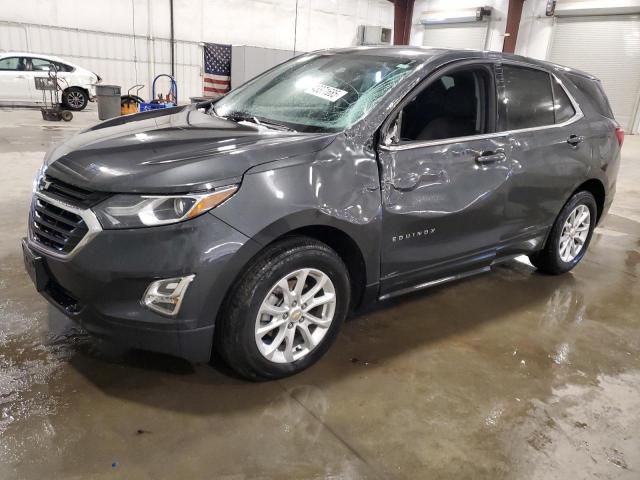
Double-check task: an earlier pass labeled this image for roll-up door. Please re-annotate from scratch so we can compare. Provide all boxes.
[548,15,640,132]
[422,21,489,50]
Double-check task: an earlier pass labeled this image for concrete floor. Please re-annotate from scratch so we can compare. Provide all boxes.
[1,107,639,480]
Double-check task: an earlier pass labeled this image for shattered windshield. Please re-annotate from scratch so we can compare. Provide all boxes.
[214,53,419,132]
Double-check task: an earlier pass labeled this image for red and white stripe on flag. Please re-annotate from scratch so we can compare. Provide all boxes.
[203,74,230,97]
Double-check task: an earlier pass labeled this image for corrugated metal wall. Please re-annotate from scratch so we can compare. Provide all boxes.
[0,0,394,102]
[0,20,203,101]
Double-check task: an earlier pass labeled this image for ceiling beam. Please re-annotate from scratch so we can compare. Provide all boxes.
[393,0,415,45]
[503,0,525,53]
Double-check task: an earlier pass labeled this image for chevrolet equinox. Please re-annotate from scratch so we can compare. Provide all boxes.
[23,47,623,380]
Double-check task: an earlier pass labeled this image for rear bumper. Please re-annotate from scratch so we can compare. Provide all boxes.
[24,212,259,362]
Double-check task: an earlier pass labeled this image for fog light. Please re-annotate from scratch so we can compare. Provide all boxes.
[142,275,195,316]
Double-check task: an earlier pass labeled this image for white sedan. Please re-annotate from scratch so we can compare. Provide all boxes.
[0,52,100,111]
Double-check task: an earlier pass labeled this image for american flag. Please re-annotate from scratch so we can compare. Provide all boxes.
[203,43,231,97]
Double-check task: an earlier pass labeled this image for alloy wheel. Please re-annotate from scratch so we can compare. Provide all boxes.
[559,204,590,262]
[66,91,85,109]
[255,268,336,364]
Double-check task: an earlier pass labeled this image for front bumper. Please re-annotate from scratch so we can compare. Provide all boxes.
[24,212,257,362]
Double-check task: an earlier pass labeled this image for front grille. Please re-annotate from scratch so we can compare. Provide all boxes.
[39,175,108,208]
[30,197,88,254]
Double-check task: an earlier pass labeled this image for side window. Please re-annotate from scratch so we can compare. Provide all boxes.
[30,58,56,71]
[0,57,26,71]
[399,67,492,142]
[499,65,554,130]
[552,78,576,124]
[54,61,73,73]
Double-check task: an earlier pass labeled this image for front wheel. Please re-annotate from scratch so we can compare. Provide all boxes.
[529,191,597,275]
[62,87,88,111]
[215,237,350,381]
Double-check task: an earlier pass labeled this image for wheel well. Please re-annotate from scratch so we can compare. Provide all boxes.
[63,86,88,96]
[284,226,367,311]
[574,179,605,221]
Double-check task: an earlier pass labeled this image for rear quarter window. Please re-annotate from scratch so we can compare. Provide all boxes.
[566,73,614,120]
[551,77,576,124]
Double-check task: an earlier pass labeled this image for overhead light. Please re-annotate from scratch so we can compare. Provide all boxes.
[420,6,492,25]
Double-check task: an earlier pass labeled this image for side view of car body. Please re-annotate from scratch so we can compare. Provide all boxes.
[22,47,622,380]
[0,52,100,110]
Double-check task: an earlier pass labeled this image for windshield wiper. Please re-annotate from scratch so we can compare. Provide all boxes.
[225,113,295,132]
[253,118,296,132]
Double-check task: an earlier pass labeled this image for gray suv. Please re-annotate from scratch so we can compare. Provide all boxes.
[23,47,623,380]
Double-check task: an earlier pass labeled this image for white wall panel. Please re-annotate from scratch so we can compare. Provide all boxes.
[0,0,393,103]
[231,46,294,89]
[410,0,509,51]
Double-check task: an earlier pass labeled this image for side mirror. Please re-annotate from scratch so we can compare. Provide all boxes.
[383,112,402,146]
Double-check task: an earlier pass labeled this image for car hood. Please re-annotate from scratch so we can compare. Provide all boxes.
[44,105,336,194]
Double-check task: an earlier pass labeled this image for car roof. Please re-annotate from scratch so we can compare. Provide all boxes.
[0,52,78,66]
[316,46,598,81]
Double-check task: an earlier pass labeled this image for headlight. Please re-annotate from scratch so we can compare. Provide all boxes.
[33,162,48,193]
[93,185,238,229]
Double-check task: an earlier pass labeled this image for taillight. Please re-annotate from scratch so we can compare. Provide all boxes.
[615,127,625,147]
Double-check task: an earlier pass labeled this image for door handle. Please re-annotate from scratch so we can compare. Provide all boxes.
[567,134,584,146]
[16,75,26,79]
[475,149,506,165]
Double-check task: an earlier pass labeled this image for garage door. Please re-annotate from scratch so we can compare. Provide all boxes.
[548,15,640,132]
[422,22,489,50]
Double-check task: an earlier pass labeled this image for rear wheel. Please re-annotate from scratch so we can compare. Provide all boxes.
[215,237,350,381]
[62,87,88,111]
[529,191,597,275]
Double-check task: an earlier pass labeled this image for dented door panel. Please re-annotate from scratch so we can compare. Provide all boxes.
[378,135,514,295]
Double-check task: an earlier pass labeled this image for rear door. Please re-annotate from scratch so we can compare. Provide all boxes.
[496,63,593,253]
[377,61,515,296]
[26,57,69,103]
[0,56,32,103]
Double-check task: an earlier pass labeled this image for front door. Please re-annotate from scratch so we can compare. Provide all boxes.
[377,62,514,297]
[0,57,32,103]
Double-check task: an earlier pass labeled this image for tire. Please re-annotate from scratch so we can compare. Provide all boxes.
[62,87,88,111]
[529,191,597,275]
[61,110,73,122]
[215,236,350,381]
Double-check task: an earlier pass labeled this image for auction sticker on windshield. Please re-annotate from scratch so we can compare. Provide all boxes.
[304,84,348,102]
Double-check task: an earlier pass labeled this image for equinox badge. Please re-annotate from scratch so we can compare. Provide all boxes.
[392,228,436,243]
